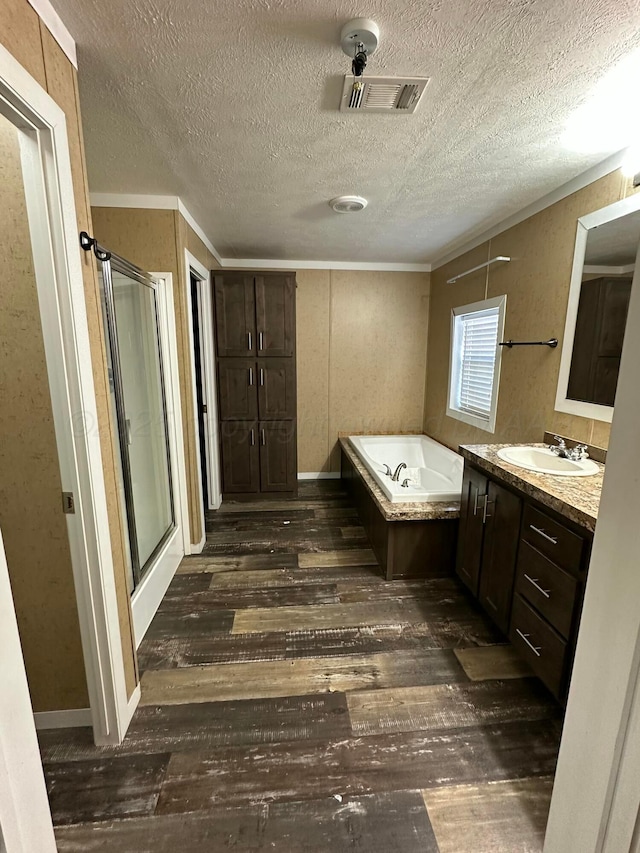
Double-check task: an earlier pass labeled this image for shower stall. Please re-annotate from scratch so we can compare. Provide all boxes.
[98,253,176,593]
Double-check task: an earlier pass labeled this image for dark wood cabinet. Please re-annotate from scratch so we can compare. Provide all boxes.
[455,466,488,596]
[457,457,592,702]
[217,359,258,421]
[259,421,297,492]
[478,481,522,634]
[214,271,297,498]
[214,274,256,357]
[258,358,296,419]
[220,421,260,494]
[255,275,295,356]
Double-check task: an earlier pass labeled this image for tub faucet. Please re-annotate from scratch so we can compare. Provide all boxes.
[392,462,407,482]
[382,464,393,478]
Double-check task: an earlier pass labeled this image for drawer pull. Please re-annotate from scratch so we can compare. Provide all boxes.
[516,628,542,657]
[529,524,558,545]
[250,429,255,446]
[260,368,265,386]
[482,495,494,524]
[259,331,264,350]
[472,487,482,516]
[248,367,254,386]
[524,573,551,599]
[248,332,252,351]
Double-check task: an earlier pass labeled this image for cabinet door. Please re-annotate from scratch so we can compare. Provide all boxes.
[217,359,257,420]
[455,466,488,596]
[214,274,256,357]
[220,421,260,494]
[257,359,296,419]
[259,421,296,492]
[478,480,523,634]
[255,274,295,357]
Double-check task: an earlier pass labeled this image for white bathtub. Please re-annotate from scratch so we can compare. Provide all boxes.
[348,434,463,504]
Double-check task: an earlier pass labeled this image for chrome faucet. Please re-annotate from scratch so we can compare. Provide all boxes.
[391,462,407,482]
[549,435,589,461]
[382,464,393,478]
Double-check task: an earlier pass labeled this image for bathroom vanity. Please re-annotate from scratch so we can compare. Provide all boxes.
[457,444,603,701]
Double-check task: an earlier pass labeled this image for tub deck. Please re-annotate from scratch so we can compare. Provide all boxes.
[340,439,460,580]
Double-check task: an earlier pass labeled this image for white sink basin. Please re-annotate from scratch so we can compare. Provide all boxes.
[496,446,599,477]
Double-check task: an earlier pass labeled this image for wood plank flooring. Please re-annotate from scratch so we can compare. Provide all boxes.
[41,480,562,852]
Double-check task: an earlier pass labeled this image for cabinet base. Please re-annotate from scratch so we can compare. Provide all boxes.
[341,450,458,580]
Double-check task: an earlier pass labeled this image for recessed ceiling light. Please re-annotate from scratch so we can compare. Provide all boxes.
[329,195,368,213]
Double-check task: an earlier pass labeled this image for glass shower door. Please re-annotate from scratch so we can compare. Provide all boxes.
[100,256,174,589]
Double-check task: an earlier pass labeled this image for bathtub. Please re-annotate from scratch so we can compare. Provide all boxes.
[348,434,463,504]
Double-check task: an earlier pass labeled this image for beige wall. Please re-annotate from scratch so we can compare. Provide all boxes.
[424,169,640,452]
[0,0,137,709]
[91,207,218,545]
[297,270,431,471]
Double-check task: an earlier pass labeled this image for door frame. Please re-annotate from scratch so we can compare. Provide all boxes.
[185,250,221,530]
[123,272,188,646]
[0,527,57,853]
[0,43,132,744]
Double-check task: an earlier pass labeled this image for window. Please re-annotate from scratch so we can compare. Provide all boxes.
[447,295,506,433]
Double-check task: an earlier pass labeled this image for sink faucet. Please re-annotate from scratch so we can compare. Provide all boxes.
[392,462,407,482]
[549,435,589,461]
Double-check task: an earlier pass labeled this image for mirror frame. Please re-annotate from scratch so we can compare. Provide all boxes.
[555,193,640,423]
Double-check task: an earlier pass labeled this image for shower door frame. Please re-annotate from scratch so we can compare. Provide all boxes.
[100,260,188,646]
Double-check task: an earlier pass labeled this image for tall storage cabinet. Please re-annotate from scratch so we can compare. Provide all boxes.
[214,272,297,498]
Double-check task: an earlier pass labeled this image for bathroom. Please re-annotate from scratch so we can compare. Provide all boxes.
[1,2,640,852]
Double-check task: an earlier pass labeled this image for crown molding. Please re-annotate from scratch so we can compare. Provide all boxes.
[89,193,431,271]
[90,193,222,265]
[430,150,628,270]
[223,258,432,272]
[27,0,77,68]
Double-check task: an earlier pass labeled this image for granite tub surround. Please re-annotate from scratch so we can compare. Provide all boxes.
[459,444,603,532]
[339,438,460,522]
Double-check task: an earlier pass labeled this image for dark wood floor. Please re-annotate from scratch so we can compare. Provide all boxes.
[41,481,562,852]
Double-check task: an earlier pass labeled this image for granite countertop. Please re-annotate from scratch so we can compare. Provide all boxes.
[339,437,460,522]
[459,444,604,532]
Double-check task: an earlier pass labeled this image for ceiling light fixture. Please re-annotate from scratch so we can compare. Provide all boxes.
[329,195,368,213]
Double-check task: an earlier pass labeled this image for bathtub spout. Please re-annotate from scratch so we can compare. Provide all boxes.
[392,462,407,482]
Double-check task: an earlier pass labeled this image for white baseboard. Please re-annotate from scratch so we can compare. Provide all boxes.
[298,472,341,480]
[189,531,206,554]
[34,708,92,730]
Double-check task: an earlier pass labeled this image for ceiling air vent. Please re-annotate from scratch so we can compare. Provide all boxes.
[340,75,429,114]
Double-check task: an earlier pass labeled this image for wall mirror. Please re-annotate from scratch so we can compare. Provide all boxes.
[555,193,640,423]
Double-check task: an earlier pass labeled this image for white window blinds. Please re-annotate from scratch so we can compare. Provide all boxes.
[453,307,500,421]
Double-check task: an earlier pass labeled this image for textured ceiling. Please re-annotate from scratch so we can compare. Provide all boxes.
[51,0,640,263]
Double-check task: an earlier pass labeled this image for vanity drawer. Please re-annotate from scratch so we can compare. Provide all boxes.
[515,541,578,638]
[510,594,567,698]
[522,504,584,572]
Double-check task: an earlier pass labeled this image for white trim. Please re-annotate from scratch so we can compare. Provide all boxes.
[446,295,507,434]
[26,0,77,69]
[555,193,640,424]
[224,259,432,272]
[191,531,206,554]
[0,42,131,746]
[432,150,628,269]
[90,193,221,264]
[130,529,181,646]
[297,472,342,480]
[0,528,57,852]
[544,238,640,853]
[185,252,222,518]
[33,709,92,730]
[121,683,141,732]
[89,193,431,272]
[127,273,187,647]
[177,200,223,266]
[583,264,635,275]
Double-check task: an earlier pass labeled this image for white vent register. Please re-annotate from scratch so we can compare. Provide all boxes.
[340,75,429,113]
